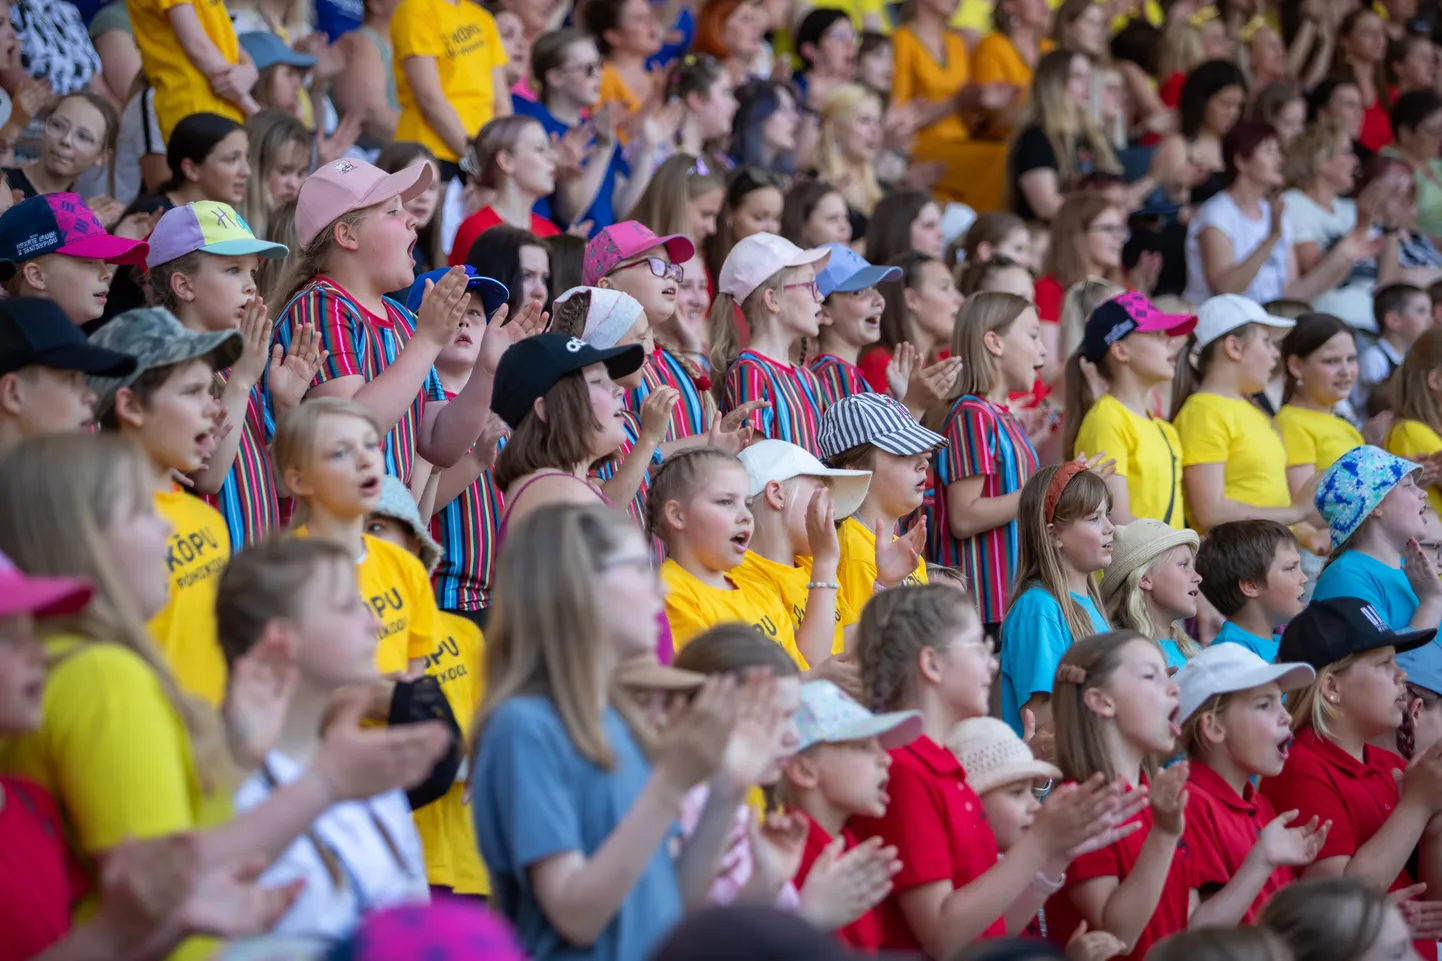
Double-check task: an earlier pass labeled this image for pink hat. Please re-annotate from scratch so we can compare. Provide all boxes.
[294,159,433,248]
[0,550,92,619]
[718,233,831,304]
[583,221,695,286]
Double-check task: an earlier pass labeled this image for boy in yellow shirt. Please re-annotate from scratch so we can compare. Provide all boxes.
[392,0,511,168]
[87,307,243,707]
[128,0,260,137]
[364,475,490,898]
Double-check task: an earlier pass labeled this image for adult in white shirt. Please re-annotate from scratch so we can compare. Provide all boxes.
[1184,120,1374,308]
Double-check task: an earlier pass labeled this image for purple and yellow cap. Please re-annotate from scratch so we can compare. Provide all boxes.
[0,193,149,280]
[145,201,288,269]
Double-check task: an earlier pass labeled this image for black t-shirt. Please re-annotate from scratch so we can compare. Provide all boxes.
[2,167,38,200]
[1008,123,1101,222]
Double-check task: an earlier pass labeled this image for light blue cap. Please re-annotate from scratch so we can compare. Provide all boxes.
[815,243,901,299]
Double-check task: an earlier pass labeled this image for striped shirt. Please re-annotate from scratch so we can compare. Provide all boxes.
[267,276,445,486]
[202,369,279,549]
[626,345,713,442]
[722,350,828,456]
[808,354,873,406]
[930,394,1039,624]
[430,389,506,612]
[590,409,662,535]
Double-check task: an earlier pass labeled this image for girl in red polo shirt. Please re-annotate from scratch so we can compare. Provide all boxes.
[1172,643,1331,924]
[852,584,1134,958]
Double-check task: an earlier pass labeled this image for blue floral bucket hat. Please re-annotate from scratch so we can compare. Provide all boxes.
[1315,445,1421,548]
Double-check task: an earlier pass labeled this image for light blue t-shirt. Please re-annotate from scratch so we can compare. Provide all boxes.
[1213,620,1281,662]
[472,697,683,961]
[1156,638,1189,671]
[1313,549,1419,632]
[1000,585,1109,734]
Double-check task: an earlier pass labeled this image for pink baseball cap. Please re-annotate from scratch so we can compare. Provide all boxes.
[719,233,831,303]
[0,194,149,280]
[583,221,695,286]
[0,549,92,619]
[1080,291,1197,364]
[294,158,433,247]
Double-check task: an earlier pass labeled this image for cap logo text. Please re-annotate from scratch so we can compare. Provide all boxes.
[331,160,357,173]
[565,337,585,353]
[1361,604,1387,631]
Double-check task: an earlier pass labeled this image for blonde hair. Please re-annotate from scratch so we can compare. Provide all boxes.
[629,152,726,240]
[477,504,643,768]
[272,398,383,509]
[1287,654,1360,741]
[708,267,794,398]
[1389,326,1442,435]
[271,206,372,310]
[1105,550,1202,660]
[1016,50,1121,190]
[1159,11,1208,79]
[815,84,884,215]
[1053,630,1162,783]
[1008,464,1112,644]
[645,446,746,545]
[0,433,234,792]
[855,584,979,713]
[1283,120,1349,189]
[949,291,1034,401]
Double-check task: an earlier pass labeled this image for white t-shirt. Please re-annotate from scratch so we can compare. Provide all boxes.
[1184,190,1294,306]
[232,750,429,944]
[1283,188,1379,332]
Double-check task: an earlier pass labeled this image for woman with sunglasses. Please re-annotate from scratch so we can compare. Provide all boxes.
[447,114,560,267]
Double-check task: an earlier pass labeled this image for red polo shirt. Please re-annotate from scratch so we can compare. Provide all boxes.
[851,734,1007,953]
[1260,727,1437,961]
[0,777,86,961]
[1045,779,1191,961]
[796,813,884,952]
[1184,761,1296,924]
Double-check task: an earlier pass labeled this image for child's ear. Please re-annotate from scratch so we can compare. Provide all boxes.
[1285,353,1304,383]
[1428,368,1442,395]
[662,498,687,533]
[171,270,197,304]
[333,217,364,253]
[19,259,46,292]
[283,464,314,499]
[982,328,1005,359]
[596,275,614,291]
[0,371,22,415]
[976,241,993,262]
[763,479,787,511]
[532,395,549,424]
[903,285,922,315]
[1221,333,1246,362]
[782,753,820,790]
[1237,577,1261,600]
[180,156,202,185]
[496,147,517,178]
[917,644,946,685]
[1138,570,1154,592]
[112,386,146,430]
[761,285,782,314]
[1081,684,1116,719]
[1410,697,1425,723]
[1199,709,1227,747]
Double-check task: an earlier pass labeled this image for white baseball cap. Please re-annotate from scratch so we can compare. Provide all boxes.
[738,439,872,519]
[1193,294,1295,353]
[1174,642,1315,724]
[718,233,831,303]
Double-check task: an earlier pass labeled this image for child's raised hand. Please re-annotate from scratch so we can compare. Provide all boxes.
[655,675,738,793]
[806,653,862,699]
[223,628,298,771]
[905,355,964,413]
[640,386,681,443]
[268,320,327,413]
[313,687,453,802]
[708,400,765,453]
[798,835,901,931]
[718,669,782,793]
[1392,884,1442,940]
[885,342,917,401]
[874,519,925,588]
[747,811,808,899]
[1075,450,1118,482]
[1405,538,1442,602]
[805,486,841,570]
[1399,741,1442,812]
[1066,921,1127,961]
[1148,760,1189,836]
[473,413,509,470]
[478,299,551,373]
[1035,774,1136,860]
[415,266,472,348]
[1252,810,1330,869]
[230,295,273,390]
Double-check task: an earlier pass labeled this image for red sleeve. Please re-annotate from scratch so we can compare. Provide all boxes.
[859,760,954,890]
[954,400,998,479]
[1159,72,1184,108]
[530,213,561,237]
[449,209,499,266]
[287,285,366,381]
[858,347,893,393]
[1183,798,1230,893]
[1035,275,1064,323]
[1260,764,1359,862]
[1065,829,1129,885]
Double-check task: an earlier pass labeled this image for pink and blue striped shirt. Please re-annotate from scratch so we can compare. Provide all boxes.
[722,350,828,456]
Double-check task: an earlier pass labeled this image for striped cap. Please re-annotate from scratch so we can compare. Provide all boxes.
[817,392,946,459]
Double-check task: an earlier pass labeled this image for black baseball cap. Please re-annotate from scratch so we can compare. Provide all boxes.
[490,333,645,429]
[0,297,137,377]
[1277,596,1436,670]
[1080,292,1197,364]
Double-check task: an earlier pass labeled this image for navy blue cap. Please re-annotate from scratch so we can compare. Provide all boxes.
[0,297,137,377]
[238,31,317,71]
[490,333,644,429]
[816,243,901,299]
[405,266,509,319]
[1400,639,1442,696]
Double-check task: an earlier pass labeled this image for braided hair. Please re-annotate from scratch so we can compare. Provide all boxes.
[854,585,978,714]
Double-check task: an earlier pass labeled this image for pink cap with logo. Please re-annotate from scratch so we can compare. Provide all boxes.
[719,233,831,303]
[294,159,433,247]
[582,221,696,286]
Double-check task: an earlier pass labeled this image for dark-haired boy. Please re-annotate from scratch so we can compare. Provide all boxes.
[1196,520,1309,663]
[88,307,242,707]
[1357,283,1432,408]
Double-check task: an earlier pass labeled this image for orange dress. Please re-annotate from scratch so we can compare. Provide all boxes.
[599,62,642,144]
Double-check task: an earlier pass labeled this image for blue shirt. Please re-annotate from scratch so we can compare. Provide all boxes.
[1313,549,1419,632]
[472,697,683,961]
[1157,638,1188,671]
[1000,585,1108,734]
[650,6,695,68]
[512,97,631,235]
[1213,620,1281,662]
[314,0,363,40]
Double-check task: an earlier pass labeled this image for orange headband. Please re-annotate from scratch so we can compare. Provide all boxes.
[1044,462,1089,523]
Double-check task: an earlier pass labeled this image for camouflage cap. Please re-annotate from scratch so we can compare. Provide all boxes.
[87,307,243,417]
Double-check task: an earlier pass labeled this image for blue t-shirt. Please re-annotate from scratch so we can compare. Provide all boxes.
[472,697,683,961]
[314,0,363,40]
[1313,549,1419,632]
[650,6,695,68]
[1157,638,1188,671]
[512,97,630,235]
[1213,620,1281,662]
[1000,585,1108,734]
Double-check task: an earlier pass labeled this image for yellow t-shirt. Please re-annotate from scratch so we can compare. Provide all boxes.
[128,0,243,138]
[730,550,851,657]
[891,26,972,147]
[1073,393,1186,529]
[971,33,1055,88]
[392,0,508,161]
[1386,418,1442,515]
[293,528,439,672]
[0,637,228,961]
[661,559,802,665]
[412,612,489,895]
[836,516,927,628]
[1274,404,1365,474]
[149,488,230,707]
[1174,392,1291,512]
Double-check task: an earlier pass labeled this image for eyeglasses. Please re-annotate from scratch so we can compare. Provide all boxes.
[622,256,684,282]
[44,115,101,152]
[783,280,821,300]
[563,60,603,77]
[600,553,661,580]
[1088,223,1130,239]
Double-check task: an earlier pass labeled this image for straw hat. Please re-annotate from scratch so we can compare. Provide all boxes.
[947,716,1060,796]
[1098,519,1200,606]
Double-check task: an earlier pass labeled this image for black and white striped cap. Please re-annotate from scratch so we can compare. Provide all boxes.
[817,392,947,460]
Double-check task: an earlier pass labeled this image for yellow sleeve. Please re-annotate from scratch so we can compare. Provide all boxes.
[1073,401,1132,475]
[835,522,879,625]
[663,580,714,648]
[45,645,200,852]
[1176,398,1233,466]
[890,29,917,108]
[391,0,443,60]
[404,554,442,663]
[1388,420,1442,459]
[971,35,1012,86]
[1276,413,1318,468]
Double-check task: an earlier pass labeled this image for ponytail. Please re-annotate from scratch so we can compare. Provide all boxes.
[1060,348,1103,460]
[707,292,743,402]
[1169,333,1202,419]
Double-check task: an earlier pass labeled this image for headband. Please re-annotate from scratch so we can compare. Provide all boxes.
[1044,461,1089,524]
[1187,5,1219,28]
